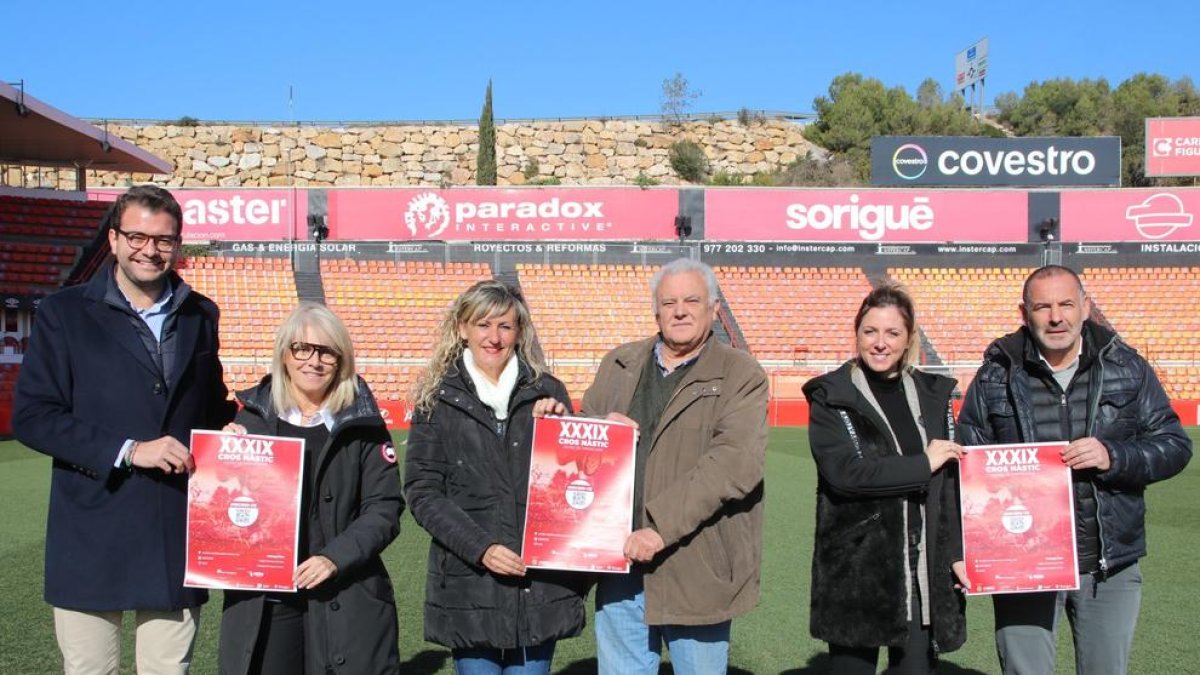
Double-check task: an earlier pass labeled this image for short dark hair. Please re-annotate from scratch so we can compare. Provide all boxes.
[1022,265,1084,307]
[113,185,183,236]
[854,283,920,367]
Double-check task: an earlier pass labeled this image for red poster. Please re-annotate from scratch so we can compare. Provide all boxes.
[704,188,1028,242]
[522,416,637,572]
[960,442,1078,595]
[185,430,305,591]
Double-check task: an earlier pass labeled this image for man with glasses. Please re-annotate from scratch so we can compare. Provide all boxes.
[15,185,236,674]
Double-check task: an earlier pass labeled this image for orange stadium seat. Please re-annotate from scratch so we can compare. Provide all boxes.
[715,266,873,363]
[179,257,299,361]
[1083,267,1200,398]
[321,259,493,359]
[889,267,1034,369]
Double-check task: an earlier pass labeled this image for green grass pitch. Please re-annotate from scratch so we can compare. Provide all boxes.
[2,429,1196,674]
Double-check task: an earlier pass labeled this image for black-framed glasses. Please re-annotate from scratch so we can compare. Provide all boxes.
[289,341,341,365]
[113,227,180,252]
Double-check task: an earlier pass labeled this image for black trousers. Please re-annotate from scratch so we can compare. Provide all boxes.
[827,542,937,675]
[249,596,306,675]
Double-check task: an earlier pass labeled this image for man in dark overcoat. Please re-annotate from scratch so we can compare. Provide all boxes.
[14,185,236,673]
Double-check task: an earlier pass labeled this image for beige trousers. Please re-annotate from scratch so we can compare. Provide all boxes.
[53,607,199,675]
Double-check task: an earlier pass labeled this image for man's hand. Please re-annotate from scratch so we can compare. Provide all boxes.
[295,555,338,589]
[481,544,527,577]
[130,435,195,474]
[1062,437,1111,472]
[604,412,639,429]
[623,528,664,562]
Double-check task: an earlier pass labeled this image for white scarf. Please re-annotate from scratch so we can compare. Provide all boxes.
[462,350,519,420]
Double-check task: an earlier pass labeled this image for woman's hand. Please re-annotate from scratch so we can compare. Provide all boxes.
[222,422,248,435]
[481,544,526,577]
[531,398,567,418]
[295,555,338,589]
[952,560,971,593]
[925,439,964,473]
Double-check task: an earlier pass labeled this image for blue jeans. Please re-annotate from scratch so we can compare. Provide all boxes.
[994,562,1142,675]
[452,642,556,675]
[595,570,731,675]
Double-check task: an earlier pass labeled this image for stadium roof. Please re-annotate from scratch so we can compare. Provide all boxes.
[0,81,172,174]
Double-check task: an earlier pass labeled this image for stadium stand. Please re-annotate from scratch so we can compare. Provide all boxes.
[0,241,77,295]
[178,256,298,360]
[714,266,873,363]
[889,266,1033,362]
[516,263,659,362]
[321,259,492,359]
[1083,266,1200,398]
[0,195,107,241]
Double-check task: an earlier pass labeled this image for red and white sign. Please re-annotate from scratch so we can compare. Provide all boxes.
[326,188,679,241]
[185,430,305,591]
[1145,117,1200,177]
[90,188,304,243]
[960,442,1078,595]
[522,416,637,573]
[1061,188,1200,241]
[705,189,1028,242]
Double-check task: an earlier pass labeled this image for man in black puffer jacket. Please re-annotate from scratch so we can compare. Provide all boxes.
[959,265,1191,675]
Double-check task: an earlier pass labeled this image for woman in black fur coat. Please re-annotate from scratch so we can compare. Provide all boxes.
[802,285,969,674]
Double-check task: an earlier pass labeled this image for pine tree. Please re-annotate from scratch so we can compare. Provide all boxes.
[476,80,496,185]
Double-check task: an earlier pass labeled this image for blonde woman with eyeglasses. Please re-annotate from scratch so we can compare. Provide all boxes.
[218,302,403,675]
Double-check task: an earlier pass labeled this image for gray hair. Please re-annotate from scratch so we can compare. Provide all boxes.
[649,258,720,311]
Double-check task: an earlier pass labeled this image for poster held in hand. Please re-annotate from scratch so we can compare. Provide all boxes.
[522,416,637,573]
[960,441,1078,595]
[185,429,305,591]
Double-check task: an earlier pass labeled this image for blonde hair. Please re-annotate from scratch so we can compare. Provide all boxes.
[269,302,358,416]
[412,280,545,415]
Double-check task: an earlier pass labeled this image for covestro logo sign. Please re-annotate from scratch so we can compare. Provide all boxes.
[872,136,1121,187]
[891,144,928,180]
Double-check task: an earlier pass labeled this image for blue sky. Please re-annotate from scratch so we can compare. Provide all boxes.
[8,0,1195,123]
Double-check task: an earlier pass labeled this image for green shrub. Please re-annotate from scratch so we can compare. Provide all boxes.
[708,171,744,186]
[523,157,540,180]
[669,140,708,182]
[633,172,659,188]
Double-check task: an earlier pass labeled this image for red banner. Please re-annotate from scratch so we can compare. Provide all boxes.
[185,430,305,591]
[90,188,305,243]
[959,442,1078,595]
[522,416,637,573]
[326,188,679,241]
[705,188,1028,242]
[1061,188,1200,242]
[1145,117,1200,177]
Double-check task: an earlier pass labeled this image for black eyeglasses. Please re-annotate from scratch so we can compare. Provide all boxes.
[289,341,341,365]
[113,227,180,252]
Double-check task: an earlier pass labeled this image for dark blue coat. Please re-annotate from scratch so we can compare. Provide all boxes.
[959,321,1192,573]
[13,263,235,611]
